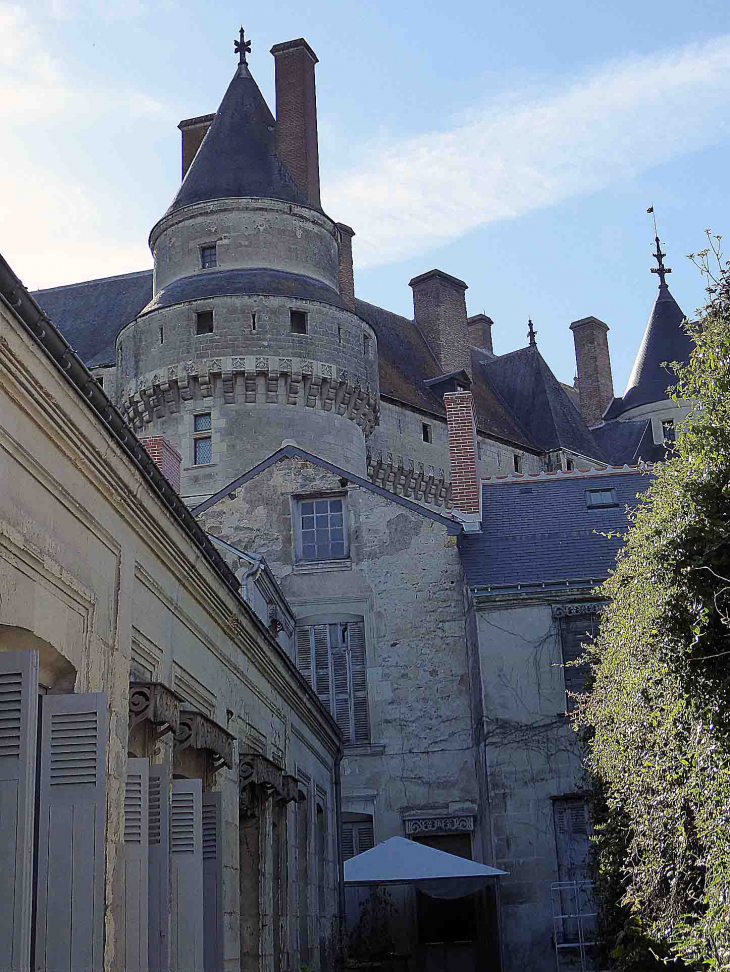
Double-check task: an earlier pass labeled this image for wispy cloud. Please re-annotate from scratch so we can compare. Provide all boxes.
[323,37,730,269]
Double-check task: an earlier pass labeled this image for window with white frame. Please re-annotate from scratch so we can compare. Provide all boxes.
[295,495,347,562]
[192,412,212,465]
[295,620,369,744]
[200,244,217,269]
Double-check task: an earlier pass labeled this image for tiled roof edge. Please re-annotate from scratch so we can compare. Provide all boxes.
[31,267,153,294]
[482,463,653,485]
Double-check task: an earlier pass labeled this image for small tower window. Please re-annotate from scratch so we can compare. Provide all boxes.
[566,457,574,471]
[338,326,343,345]
[159,325,164,344]
[251,312,257,332]
[422,423,432,443]
[290,310,307,334]
[363,333,371,356]
[662,419,676,442]
[200,244,217,269]
[196,311,214,335]
[514,454,523,473]
[193,412,213,465]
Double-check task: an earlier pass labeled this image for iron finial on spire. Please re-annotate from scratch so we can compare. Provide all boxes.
[647,205,672,288]
[235,25,251,65]
[527,318,537,347]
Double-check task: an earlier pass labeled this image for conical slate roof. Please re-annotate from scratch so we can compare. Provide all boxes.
[605,282,692,419]
[167,62,308,214]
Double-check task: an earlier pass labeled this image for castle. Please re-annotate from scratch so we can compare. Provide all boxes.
[2,25,694,972]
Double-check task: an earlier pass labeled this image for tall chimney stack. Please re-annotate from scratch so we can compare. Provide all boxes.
[468,313,494,355]
[444,391,481,531]
[270,39,321,208]
[569,316,614,427]
[337,223,356,310]
[178,113,215,180]
[409,269,471,378]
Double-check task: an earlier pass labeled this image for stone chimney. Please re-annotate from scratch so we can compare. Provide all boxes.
[444,391,481,531]
[178,113,215,180]
[569,316,614,427]
[409,269,471,378]
[337,223,356,310]
[468,313,494,354]
[139,435,182,493]
[270,39,321,208]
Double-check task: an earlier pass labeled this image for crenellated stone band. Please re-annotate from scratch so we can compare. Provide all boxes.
[367,449,452,509]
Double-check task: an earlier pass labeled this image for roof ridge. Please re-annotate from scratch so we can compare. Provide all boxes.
[482,463,651,484]
[31,268,153,294]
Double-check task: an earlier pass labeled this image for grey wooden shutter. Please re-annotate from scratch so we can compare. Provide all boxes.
[120,757,149,971]
[347,622,370,744]
[332,639,351,742]
[313,625,332,713]
[148,762,170,972]
[554,798,591,882]
[341,819,374,861]
[560,616,599,711]
[202,791,224,972]
[170,778,204,972]
[0,648,39,971]
[341,823,355,861]
[35,692,108,972]
[296,627,314,688]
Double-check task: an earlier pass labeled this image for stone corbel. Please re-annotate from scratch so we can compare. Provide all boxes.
[174,709,236,771]
[128,681,183,739]
[239,753,299,818]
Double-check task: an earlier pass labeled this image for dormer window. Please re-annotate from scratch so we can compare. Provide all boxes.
[200,244,217,269]
[662,419,676,442]
[585,488,617,509]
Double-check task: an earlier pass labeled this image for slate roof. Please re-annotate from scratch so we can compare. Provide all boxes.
[459,470,652,591]
[605,282,693,419]
[141,268,346,315]
[31,270,153,368]
[480,345,603,459]
[354,298,538,450]
[590,418,662,465]
[166,62,308,215]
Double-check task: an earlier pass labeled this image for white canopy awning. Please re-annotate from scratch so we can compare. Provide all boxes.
[343,836,508,900]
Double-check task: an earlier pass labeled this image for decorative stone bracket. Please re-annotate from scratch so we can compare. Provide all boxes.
[404,814,475,836]
[552,602,605,618]
[121,356,380,436]
[129,681,182,739]
[173,709,235,771]
[367,450,451,509]
[239,752,298,818]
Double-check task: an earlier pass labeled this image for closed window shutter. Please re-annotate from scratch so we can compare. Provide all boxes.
[120,757,149,972]
[332,643,351,741]
[553,798,591,882]
[148,763,170,972]
[313,625,332,713]
[347,623,370,744]
[0,648,39,971]
[341,824,355,861]
[170,778,204,972]
[202,791,224,972]
[341,819,374,861]
[560,616,600,710]
[35,692,108,972]
[296,627,314,688]
[355,821,374,854]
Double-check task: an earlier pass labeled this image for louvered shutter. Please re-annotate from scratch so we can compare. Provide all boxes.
[202,791,224,972]
[120,758,149,971]
[332,642,351,741]
[35,692,108,972]
[560,616,599,711]
[148,763,170,972]
[553,798,591,882]
[296,627,314,688]
[0,649,39,971]
[341,823,355,861]
[313,625,332,713]
[347,623,370,744]
[170,778,204,972]
[341,820,374,861]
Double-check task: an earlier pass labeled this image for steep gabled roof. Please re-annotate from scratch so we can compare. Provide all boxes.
[166,62,308,214]
[480,345,602,458]
[605,282,692,419]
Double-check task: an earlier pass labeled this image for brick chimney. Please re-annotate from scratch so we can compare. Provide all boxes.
[444,391,481,531]
[468,313,494,354]
[270,39,321,208]
[139,436,182,493]
[178,113,215,180]
[409,269,471,378]
[569,316,614,427]
[337,223,356,310]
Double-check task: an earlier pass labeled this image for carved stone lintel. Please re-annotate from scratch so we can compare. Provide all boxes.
[173,709,235,770]
[128,681,182,738]
[552,602,605,618]
[239,753,298,817]
[404,815,475,835]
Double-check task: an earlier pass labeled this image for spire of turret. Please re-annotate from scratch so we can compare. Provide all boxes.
[166,31,307,214]
[527,318,537,347]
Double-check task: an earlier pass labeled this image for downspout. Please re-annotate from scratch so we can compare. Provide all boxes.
[334,745,346,954]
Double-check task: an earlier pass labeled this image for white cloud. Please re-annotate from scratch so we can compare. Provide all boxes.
[322,37,730,269]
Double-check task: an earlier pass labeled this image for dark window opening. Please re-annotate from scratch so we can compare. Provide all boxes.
[290,310,307,334]
[251,312,257,332]
[196,311,214,335]
[662,419,676,442]
[200,244,217,269]
[566,457,574,471]
[422,423,432,443]
[363,333,371,356]
[586,488,617,509]
[415,834,477,945]
[159,326,164,344]
[338,326,343,345]
[514,454,523,473]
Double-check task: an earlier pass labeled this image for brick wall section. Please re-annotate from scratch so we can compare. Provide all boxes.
[467,313,494,354]
[336,223,356,310]
[178,114,215,179]
[139,435,182,493]
[569,316,614,427]
[270,39,321,208]
[444,391,481,516]
[409,269,471,378]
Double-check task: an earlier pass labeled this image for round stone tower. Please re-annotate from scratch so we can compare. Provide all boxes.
[116,37,378,502]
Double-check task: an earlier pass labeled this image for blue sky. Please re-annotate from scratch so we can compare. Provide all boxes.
[3,0,730,391]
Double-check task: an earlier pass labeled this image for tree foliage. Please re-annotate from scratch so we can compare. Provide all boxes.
[578,240,730,969]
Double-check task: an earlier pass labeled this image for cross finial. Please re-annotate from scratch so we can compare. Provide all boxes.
[647,206,672,288]
[527,318,537,347]
[235,26,251,65]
